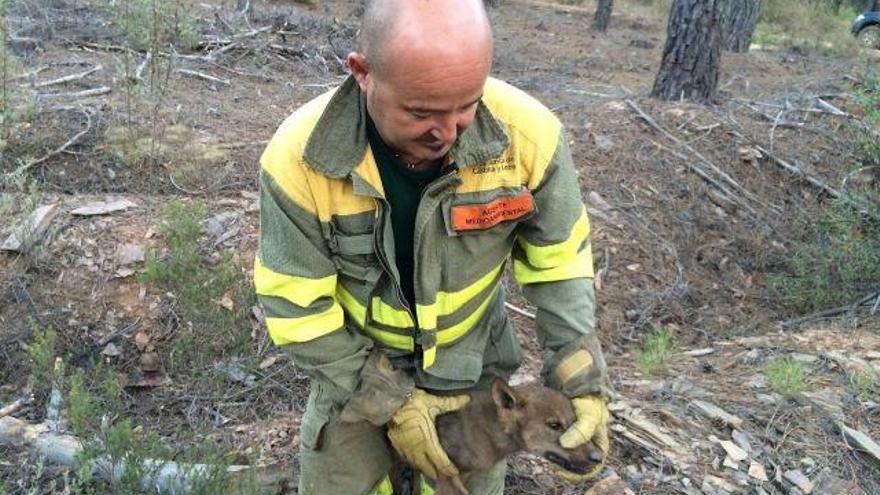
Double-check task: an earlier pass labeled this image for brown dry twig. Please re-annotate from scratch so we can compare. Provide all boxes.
[15,107,93,175]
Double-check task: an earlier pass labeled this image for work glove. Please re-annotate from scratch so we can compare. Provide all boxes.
[556,394,610,481]
[387,389,471,480]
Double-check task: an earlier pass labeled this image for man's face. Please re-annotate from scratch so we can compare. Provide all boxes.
[353,49,491,166]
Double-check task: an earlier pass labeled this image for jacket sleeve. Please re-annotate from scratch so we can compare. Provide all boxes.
[512,131,611,399]
[256,140,412,419]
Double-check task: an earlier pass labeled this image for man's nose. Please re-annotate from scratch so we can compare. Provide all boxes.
[431,115,461,144]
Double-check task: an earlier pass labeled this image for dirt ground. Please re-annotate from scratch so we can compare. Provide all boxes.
[1,0,879,494]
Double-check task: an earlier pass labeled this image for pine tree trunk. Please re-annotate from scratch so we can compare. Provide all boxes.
[719,0,761,52]
[592,0,614,32]
[651,0,721,104]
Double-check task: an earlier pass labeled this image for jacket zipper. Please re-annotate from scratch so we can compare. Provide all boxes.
[372,198,417,330]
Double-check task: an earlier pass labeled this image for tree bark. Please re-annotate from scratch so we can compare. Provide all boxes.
[719,0,761,52]
[592,0,614,32]
[651,0,722,104]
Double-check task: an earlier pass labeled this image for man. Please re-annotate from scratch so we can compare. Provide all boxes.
[254,0,611,493]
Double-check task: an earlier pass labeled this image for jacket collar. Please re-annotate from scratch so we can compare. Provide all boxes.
[302,76,510,180]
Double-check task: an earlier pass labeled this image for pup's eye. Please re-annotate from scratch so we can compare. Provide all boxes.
[547,421,564,431]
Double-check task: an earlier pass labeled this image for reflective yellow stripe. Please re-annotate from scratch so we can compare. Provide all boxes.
[337,284,367,326]
[481,77,562,190]
[339,269,501,360]
[254,257,337,308]
[420,474,436,495]
[265,306,343,344]
[422,285,501,369]
[363,326,415,351]
[517,208,590,269]
[372,297,415,328]
[369,475,393,495]
[417,262,505,331]
[514,248,594,285]
[437,285,500,346]
[338,285,416,351]
[422,346,437,368]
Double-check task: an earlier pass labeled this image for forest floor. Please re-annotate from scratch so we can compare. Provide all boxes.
[1,0,878,494]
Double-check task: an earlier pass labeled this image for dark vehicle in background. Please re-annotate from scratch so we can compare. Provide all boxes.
[853,10,880,48]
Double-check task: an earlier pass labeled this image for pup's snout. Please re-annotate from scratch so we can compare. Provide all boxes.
[544,451,584,473]
[586,444,605,463]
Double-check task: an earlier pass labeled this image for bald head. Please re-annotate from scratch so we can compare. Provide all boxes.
[359,0,493,76]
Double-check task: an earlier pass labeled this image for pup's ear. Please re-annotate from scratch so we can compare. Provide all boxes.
[491,378,518,411]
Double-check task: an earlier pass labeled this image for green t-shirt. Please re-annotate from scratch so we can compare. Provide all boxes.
[366,116,443,310]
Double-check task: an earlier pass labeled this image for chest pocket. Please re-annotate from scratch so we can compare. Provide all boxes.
[325,217,382,285]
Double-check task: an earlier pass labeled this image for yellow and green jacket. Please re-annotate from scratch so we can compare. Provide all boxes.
[255,76,608,423]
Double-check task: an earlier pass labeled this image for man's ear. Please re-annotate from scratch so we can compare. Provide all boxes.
[347,52,370,92]
[491,378,518,411]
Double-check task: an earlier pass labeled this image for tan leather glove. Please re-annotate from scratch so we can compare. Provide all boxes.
[386,389,470,480]
[557,395,610,481]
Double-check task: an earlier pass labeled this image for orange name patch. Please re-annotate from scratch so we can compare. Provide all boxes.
[451,191,535,232]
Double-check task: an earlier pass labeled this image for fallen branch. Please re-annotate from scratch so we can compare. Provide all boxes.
[45,358,64,431]
[21,65,102,89]
[751,142,842,198]
[779,290,880,328]
[508,0,594,13]
[134,52,152,81]
[217,139,269,150]
[815,98,851,117]
[626,99,774,215]
[16,108,92,174]
[840,423,880,463]
[655,142,757,216]
[175,68,231,86]
[733,98,852,118]
[0,396,29,419]
[37,86,111,100]
[730,130,877,218]
[0,415,288,491]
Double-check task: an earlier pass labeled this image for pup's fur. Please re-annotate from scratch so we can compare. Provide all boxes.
[392,378,604,495]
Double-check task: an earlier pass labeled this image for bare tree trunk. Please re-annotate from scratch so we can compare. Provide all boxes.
[651,0,721,104]
[719,0,761,52]
[592,0,614,32]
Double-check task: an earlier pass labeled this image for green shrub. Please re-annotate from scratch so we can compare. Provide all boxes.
[26,322,57,386]
[766,357,808,396]
[636,327,675,375]
[849,367,879,402]
[111,0,199,52]
[767,70,880,314]
[141,200,256,371]
[756,0,861,55]
[141,199,205,287]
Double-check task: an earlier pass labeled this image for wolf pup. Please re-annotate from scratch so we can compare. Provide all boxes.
[402,378,605,495]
